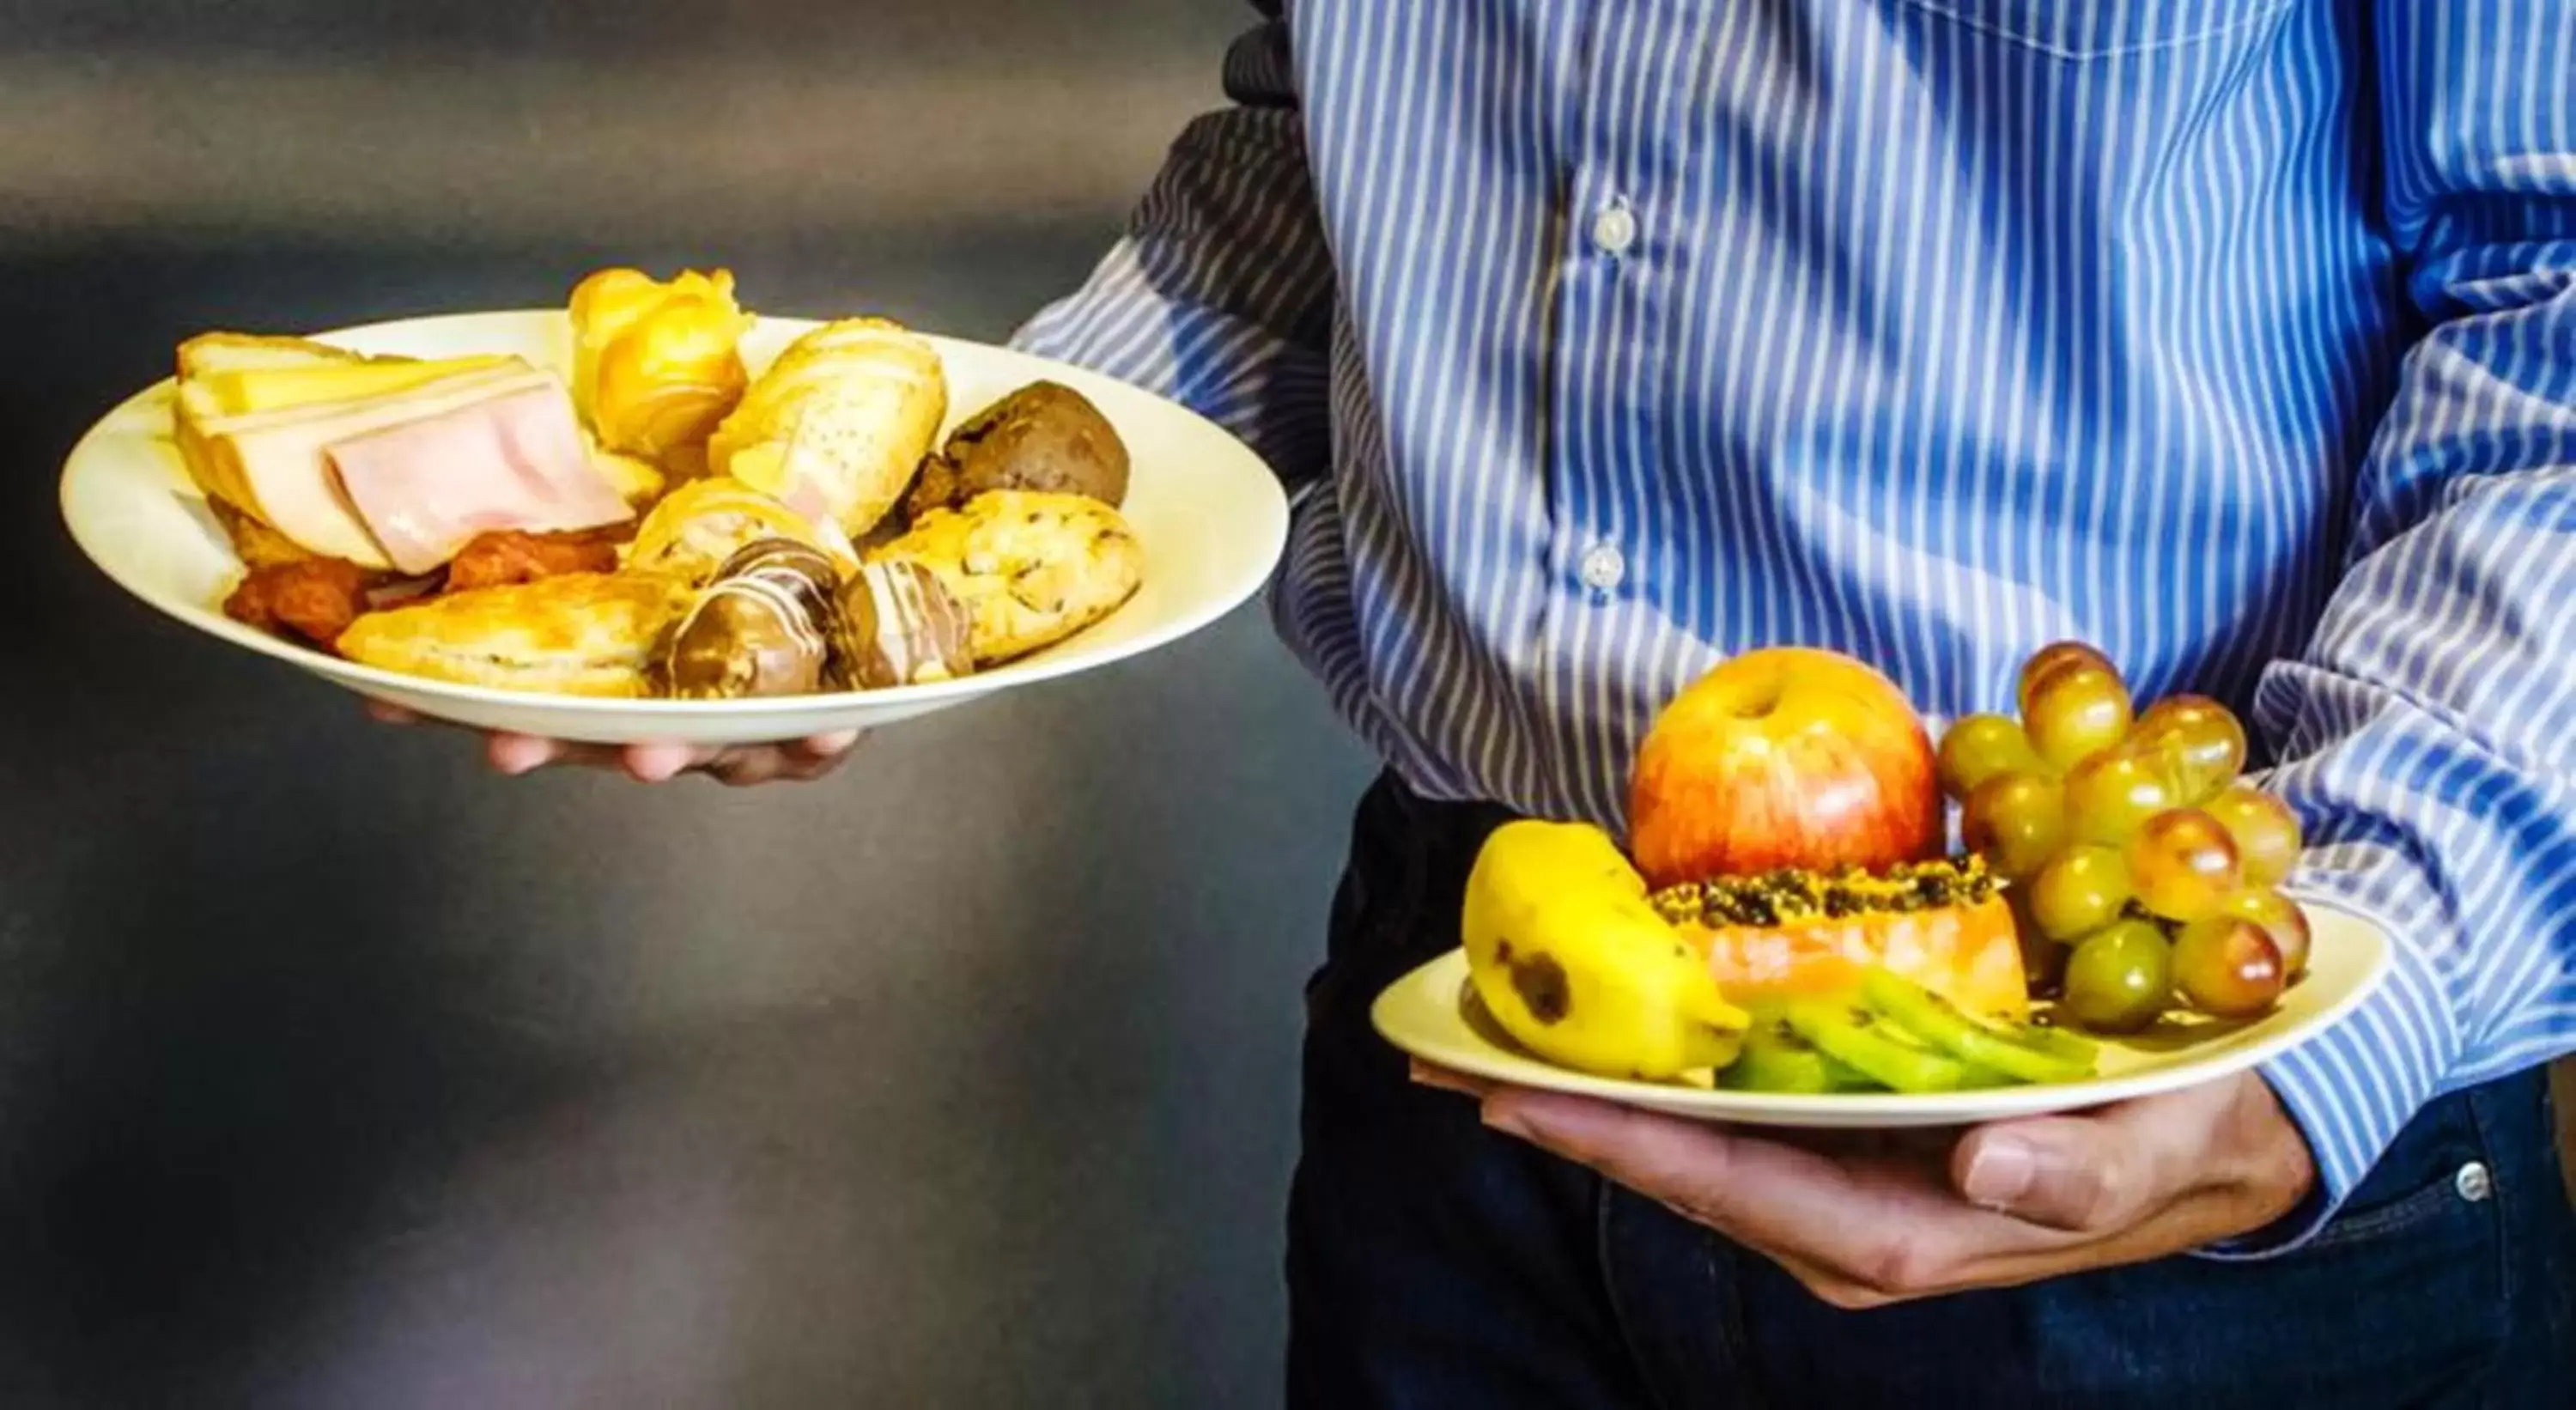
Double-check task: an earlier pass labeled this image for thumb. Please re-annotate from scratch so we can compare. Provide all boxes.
[1952,1108,2166,1232]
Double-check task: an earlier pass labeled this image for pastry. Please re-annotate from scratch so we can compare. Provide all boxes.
[713,538,843,617]
[865,489,1144,665]
[568,266,756,464]
[653,538,848,699]
[655,579,834,700]
[903,380,1129,521]
[835,560,975,689]
[623,477,861,584]
[706,318,946,539]
[337,572,694,697]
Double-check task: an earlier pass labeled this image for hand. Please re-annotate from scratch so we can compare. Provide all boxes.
[364,700,865,786]
[1415,1063,2315,1308]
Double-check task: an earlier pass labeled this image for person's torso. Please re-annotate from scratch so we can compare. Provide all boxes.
[1267,0,2415,829]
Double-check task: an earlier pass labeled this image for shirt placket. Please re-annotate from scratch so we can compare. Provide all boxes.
[1546,2,1704,596]
[1536,0,1703,813]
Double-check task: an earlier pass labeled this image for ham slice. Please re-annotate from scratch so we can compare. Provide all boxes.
[197,363,539,568]
[326,379,634,574]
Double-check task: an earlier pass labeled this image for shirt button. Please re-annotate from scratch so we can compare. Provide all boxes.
[2454,1161,2493,1203]
[1579,541,1626,592]
[1589,200,1637,256]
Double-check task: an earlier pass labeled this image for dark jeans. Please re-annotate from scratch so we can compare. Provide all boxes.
[1285,773,2576,1409]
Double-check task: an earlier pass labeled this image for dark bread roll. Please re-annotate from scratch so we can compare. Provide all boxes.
[902,380,1129,522]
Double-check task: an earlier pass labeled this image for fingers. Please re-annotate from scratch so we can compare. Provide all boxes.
[622,733,862,786]
[621,740,714,781]
[1485,1089,2064,1261]
[1951,1073,2312,1235]
[362,698,866,785]
[1471,1073,2311,1307]
[1947,1085,2199,1233]
[1407,1060,1497,1098]
[697,731,866,787]
[1953,1115,2155,1231]
[1479,1087,2107,1308]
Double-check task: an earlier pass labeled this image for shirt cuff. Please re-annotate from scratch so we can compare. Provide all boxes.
[2190,845,2466,1260]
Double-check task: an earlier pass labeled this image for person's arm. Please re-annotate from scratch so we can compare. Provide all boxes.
[2215,0,2576,1255]
[1010,2,1336,492]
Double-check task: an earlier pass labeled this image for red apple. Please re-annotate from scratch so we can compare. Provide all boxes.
[1628,647,1943,887]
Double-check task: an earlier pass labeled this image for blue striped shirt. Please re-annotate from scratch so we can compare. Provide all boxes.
[1012,1,2576,1252]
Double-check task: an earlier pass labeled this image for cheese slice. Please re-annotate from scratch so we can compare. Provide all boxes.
[201,354,514,416]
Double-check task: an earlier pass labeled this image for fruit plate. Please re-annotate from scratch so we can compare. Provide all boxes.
[57,309,1291,745]
[1370,896,2392,1129]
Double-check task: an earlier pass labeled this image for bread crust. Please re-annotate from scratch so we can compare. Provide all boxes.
[336,571,694,696]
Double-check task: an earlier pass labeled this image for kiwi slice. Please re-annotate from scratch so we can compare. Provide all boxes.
[1781,1002,2009,1093]
[1858,968,2098,1085]
[1717,1018,1878,1093]
[2009,1014,2104,1067]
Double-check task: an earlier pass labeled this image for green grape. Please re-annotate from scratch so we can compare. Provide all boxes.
[2028,844,2135,939]
[1938,713,2050,799]
[2126,808,2243,922]
[2061,920,2174,1034]
[2203,785,2302,889]
[1962,771,2068,878]
[2132,695,2249,802]
[2221,887,2312,980]
[2017,641,2119,717]
[2061,746,2181,846]
[2023,661,2135,771]
[2171,915,2286,1018]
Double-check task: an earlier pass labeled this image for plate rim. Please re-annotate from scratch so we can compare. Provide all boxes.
[56,306,1291,717]
[1369,893,2395,1127]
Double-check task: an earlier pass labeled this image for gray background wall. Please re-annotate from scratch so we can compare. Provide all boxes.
[0,2,1379,1406]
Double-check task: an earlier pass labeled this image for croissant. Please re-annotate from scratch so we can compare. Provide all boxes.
[705,318,947,539]
[622,475,861,585]
[567,267,756,466]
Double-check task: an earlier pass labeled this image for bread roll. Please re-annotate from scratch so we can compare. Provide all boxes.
[568,267,756,464]
[707,318,946,540]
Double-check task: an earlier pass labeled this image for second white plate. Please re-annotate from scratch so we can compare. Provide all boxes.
[1370,897,2391,1128]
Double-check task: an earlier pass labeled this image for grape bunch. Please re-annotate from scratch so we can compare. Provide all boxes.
[1936,642,2310,1035]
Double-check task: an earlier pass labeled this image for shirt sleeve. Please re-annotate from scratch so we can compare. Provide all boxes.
[2205,3,2576,1258]
[1006,2,1337,492]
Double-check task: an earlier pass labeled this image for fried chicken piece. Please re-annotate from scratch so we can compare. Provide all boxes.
[224,558,372,649]
[442,527,623,593]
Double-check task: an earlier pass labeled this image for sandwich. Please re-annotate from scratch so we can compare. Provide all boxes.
[172,335,639,573]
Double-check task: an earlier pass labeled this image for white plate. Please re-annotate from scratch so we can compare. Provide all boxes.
[58,309,1290,745]
[1371,897,2392,1128]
